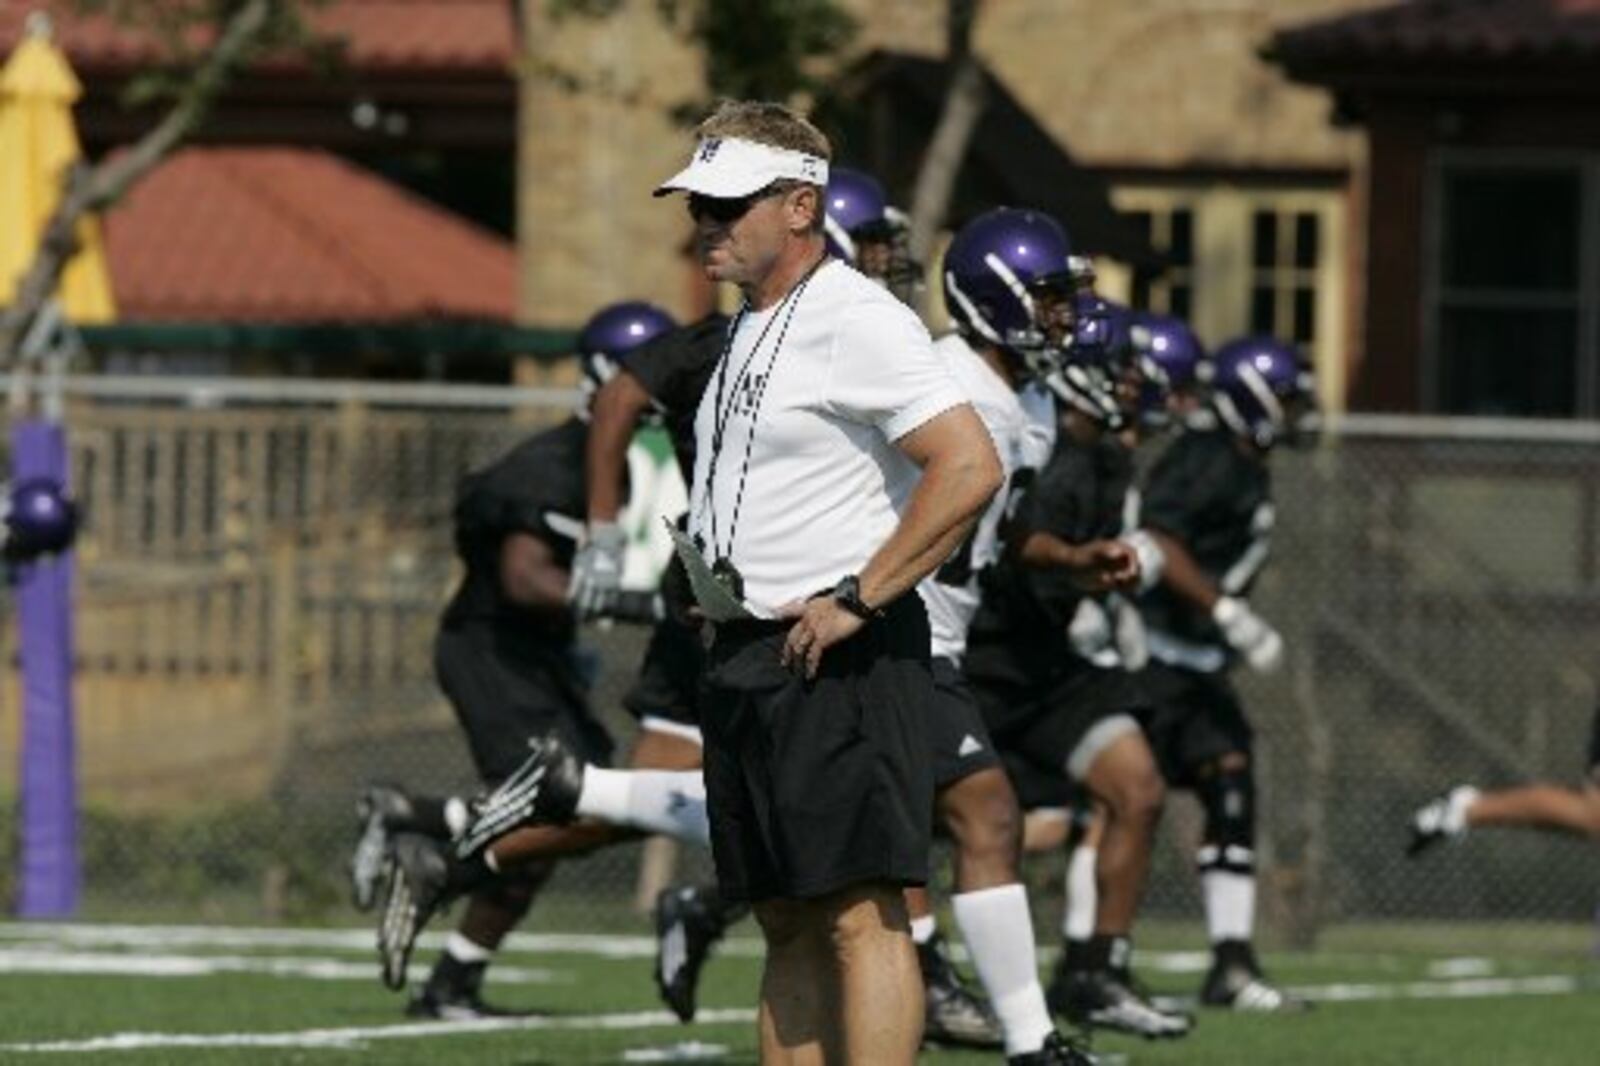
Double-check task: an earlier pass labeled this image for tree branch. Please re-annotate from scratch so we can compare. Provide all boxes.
[0,0,277,366]
[906,0,987,264]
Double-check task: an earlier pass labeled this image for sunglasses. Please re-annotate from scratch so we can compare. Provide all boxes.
[687,185,787,225]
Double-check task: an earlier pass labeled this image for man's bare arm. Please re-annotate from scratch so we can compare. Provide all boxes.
[499,531,571,617]
[1147,529,1219,610]
[857,403,1004,609]
[1017,532,1139,593]
[780,403,1002,678]
[585,371,654,524]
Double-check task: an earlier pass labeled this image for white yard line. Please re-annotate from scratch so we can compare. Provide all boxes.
[1294,974,1579,1003]
[0,1008,759,1053]
[0,947,563,984]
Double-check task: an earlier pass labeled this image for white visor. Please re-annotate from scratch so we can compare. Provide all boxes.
[654,137,829,199]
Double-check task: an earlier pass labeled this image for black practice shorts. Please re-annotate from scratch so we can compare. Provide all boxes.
[971,666,1146,792]
[1587,704,1600,784]
[699,594,935,904]
[435,625,614,784]
[622,616,705,734]
[1135,662,1253,788]
[930,657,1003,789]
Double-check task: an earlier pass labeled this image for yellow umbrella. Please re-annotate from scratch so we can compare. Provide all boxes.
[0,13,115,323]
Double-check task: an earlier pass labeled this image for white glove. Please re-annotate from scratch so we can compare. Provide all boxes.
[1110,594,1149,670]
[1067,599,1118,666]
[568,522,626,619]
[1212,595,1283,673]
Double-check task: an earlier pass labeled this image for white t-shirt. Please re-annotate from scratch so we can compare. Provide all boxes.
[921,335,1055,663]
[687,259,966,616]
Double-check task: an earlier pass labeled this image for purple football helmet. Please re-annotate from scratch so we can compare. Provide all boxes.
[1052,295,1135,430]
[823,167,892,262]
[943,208,1076,359]
[4,478,78,561]
[1208,336,1316,449]
[1130,311,1203,423]
[576,301,677,405]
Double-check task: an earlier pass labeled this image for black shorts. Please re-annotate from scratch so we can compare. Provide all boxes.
[929,658,1003,789]
[1587,704,1600,783]
[972,666,1146,790]
[621,617,705,735]
[1135,662,1252,788]
[435,624,614,784]
[700,594,935,904]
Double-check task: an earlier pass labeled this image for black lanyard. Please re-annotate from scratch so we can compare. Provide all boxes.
[701,255,828,566]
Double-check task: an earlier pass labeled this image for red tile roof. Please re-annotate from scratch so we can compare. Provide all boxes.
[0,0,516,76]
[104,147,516,323]
[1274,0,1600,64]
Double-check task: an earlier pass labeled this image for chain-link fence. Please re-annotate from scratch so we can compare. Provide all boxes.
[0,378,1595,944]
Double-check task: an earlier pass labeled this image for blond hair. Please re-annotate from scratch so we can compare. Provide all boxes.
[694,99,833,162]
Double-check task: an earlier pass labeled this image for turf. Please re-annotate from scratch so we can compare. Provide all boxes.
[1,922,1597,1064]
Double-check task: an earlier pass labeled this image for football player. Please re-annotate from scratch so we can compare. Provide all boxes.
[1122,335,1314,1011]
[351,301,677,1016]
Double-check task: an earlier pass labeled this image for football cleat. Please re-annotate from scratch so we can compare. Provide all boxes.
[456,732,584,859]
[654,885,732,1023]
[350,785,418,912]
[1200,963,1310,1012]
[406,970,530,1021]
[919,932,1004,1050]
[1407,785,1479,857]
[377,833,452,991]
[1008,1030,1101,1065]
[1049,967,1191,1040]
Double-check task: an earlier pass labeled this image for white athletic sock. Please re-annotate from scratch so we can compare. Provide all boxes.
[443,797,471,837]
[1202,869,1256,944]
[1063,845,1098,942]
[575,768,710,846]
[910,914,938,945]
[952,885,1054,1056]
[444,931,493,964]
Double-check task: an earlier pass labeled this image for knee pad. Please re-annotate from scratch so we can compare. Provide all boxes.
[1196,767,1255,874]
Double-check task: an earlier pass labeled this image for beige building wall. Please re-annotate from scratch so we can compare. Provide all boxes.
[517,0,1386,400]
[517,0,705,329]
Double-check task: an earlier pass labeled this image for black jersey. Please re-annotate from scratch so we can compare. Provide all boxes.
[443,418,587,643]
[964,431,1134,691]
[1138,426,1272,654]
[621,313,729,483]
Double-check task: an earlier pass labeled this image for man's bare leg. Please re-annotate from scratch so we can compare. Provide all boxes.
[1081,732,1165,934]
[1467,782,1600,837]
[753,897,835,1066]
[830,884,922,1064]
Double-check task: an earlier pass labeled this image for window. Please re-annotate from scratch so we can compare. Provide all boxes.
[1429,163,1587,417]
[1127,206,1195,319]
[1250,208,1322,347]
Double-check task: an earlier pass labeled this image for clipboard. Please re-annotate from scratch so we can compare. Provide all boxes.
[666,519,755,622]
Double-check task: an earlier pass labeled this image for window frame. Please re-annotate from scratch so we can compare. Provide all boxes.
[1422,150,1600,417]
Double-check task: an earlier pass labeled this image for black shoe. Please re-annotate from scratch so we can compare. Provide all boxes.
[1407,785,1477,857]
[377,833,452,991]
[405,982,530,1020]
[1200,961,1310,1013]
[456,732,584,859]
[654,885,730,1023]
[919,932,1004,1050]
[1049,966,1191,1040]
[1009,1030,1101,1065]
[350,785,417,912]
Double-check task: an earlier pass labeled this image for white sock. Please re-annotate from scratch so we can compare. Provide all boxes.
[1445,785,1480,836]
[444,931,493,964]
[910,914,938,944]
[443,797,471,837]
[1063,845,1098,942]
[1202,869,1256,943]
[575,767,709,846]
[952,885,1054,1056]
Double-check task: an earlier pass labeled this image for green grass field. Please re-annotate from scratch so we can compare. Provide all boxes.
[1,920,1597,1064]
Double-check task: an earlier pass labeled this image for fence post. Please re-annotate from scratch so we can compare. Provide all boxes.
[267,536,299,758]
